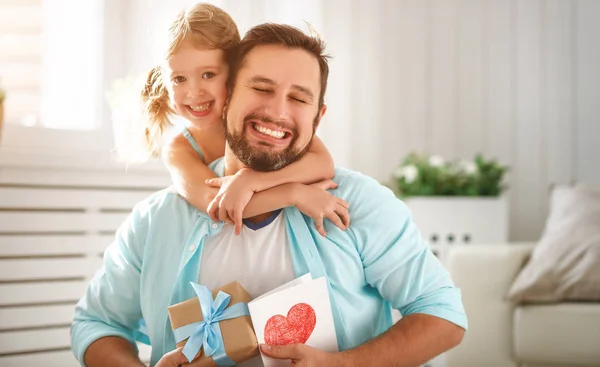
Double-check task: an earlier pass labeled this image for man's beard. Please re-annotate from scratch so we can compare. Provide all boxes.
[224,112,314,172]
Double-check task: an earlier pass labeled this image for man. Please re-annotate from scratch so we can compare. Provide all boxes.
[72,23,467,367]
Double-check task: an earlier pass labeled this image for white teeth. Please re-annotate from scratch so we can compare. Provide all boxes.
[254,124,285,139]
[189,102,211,112]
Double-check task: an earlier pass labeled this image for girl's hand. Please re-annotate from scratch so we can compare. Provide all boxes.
[154,347,189,367]
[293,180,350,237]
[205,168,260,235]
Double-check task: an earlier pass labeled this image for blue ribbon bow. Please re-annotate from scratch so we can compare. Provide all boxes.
[173,282,250,365]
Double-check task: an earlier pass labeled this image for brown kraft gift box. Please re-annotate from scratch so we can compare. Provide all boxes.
[168,281,259,366]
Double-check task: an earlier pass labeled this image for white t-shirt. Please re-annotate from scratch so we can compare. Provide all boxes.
[199,210,296,366]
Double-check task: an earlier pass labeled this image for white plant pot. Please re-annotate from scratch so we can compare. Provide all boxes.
[403,196,509,259]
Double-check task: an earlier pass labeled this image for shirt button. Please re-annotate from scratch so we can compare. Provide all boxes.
[212,223,219,229]
[189,244,196,252]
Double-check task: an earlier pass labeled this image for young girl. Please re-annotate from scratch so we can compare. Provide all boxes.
[140,3,349,237]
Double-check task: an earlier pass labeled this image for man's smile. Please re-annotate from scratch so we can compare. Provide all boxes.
[247,120,294,146]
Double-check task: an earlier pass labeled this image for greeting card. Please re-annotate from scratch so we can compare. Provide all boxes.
[247,275,338,367]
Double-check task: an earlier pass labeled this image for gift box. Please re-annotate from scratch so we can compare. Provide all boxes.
[168,281,259,366]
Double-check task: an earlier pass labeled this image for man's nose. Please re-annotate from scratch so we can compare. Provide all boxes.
[264,93,288,120]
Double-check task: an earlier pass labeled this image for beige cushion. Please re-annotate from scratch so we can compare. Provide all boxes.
[514,303,600,365]
[445,244,534,367]
[507,185,600,302]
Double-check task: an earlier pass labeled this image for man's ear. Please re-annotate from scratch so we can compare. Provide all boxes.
[222,97,230,120]
[313,104,327,131]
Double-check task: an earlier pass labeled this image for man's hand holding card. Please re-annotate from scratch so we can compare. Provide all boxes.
[248,275,339,367]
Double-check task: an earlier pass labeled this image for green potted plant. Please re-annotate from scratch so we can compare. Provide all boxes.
[393,153,508,198]
[391,153,509,256]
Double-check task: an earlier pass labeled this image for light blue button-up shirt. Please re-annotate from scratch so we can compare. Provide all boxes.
[71,159,467,366]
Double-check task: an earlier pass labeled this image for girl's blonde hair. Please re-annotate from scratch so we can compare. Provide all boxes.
[141,3,240,157]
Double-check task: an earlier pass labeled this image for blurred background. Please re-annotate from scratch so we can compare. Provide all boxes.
[0,0,599,366]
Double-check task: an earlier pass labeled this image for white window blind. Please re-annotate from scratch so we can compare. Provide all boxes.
[0,0,169,171]
[0,0,103,131]
[0,0,42,127]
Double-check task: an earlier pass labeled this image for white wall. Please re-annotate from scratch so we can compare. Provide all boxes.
[116,0,600,241]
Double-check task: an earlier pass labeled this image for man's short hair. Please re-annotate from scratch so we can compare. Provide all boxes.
[226,23,330,109]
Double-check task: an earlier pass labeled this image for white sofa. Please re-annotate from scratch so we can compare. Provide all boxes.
[444,243,600,367]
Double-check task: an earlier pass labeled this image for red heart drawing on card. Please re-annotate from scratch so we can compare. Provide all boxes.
[264,303,316,345]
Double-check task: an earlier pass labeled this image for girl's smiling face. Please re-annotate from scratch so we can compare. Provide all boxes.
[164,42,228,127]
